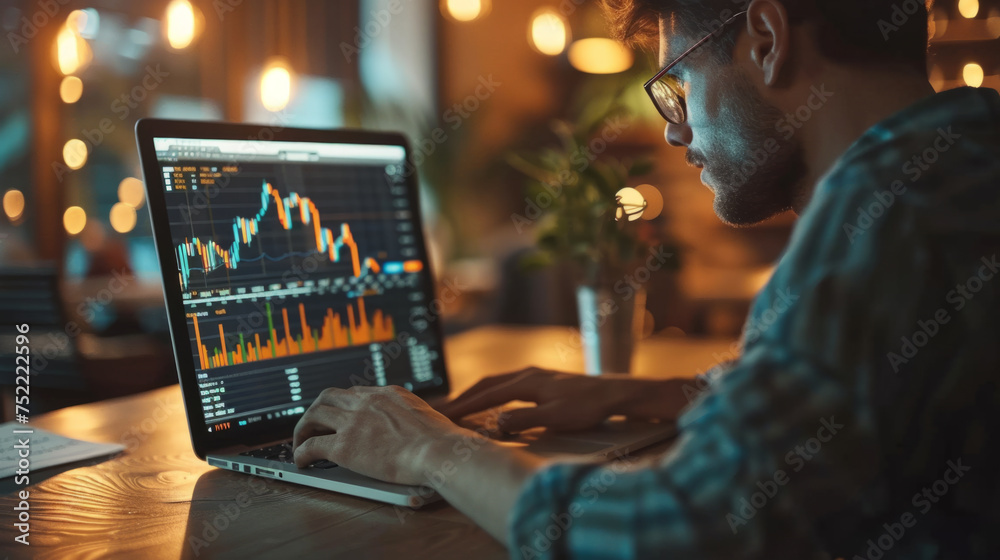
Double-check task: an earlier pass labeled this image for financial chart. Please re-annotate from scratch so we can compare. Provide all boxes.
[154,137,445,434]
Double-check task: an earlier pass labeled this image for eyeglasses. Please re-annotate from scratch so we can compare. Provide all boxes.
[643,10,748,125]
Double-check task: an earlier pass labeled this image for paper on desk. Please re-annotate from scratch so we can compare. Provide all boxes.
[0,422,124,479]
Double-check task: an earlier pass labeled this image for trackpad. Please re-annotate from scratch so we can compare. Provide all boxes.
[495,431,614,456]
[497,419,676,458]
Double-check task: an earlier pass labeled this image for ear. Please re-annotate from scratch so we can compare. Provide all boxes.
[745,0,791,86]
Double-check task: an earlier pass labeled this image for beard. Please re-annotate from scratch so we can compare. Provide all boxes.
[691,70,807,226]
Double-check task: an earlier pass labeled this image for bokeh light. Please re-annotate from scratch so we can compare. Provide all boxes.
[166,0,197,49]
[63,139,88,170]
[568,38,634,74]
[60,76,83,103]
[529,9,569,56]
[110,202,137,233]
[964,63,984,87]
[959,0,979,19]
[3,189,25,221]
[261,59,293,112]
[118,177,146,208]
[56,23,92,75]
[442,0,489,22]
[63,206,87,235]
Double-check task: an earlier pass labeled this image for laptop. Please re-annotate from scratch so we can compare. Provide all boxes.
[135,119,676,508]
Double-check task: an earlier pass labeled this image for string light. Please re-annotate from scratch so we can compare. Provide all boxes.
[63,139,88,170]
[118,177,146,208]
[3,189,25,221]
[60,76,83,103]
[63,206,87,235]
[110,202,137,233]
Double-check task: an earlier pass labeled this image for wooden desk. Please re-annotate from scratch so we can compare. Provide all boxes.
[0,326,735,559]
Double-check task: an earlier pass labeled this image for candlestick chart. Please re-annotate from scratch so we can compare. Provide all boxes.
[174,179,391,291]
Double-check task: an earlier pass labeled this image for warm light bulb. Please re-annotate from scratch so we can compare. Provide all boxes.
[260,60,293,112]
[56,24,91,75]
[118,177,146,208]
[529,9,568,56]
[3,189,25,221]
[959,0,979,18]
[60,76,83,103]
[964,62,984,87]
[166,0,197,49]
[568,38,634,75]
[442,0,488,22]
[63,206,87,235]
[63,139,88,170]
[110,202,137,233]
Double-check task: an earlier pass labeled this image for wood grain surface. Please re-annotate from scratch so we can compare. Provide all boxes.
[0,326,734,559]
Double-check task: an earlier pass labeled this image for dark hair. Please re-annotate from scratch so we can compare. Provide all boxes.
[601,0,930,74]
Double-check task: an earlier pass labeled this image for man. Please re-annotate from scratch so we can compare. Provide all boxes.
[293,0,1000,557]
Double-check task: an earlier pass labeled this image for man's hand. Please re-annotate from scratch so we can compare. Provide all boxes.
[292,385,471,485]
[437,367,691,433]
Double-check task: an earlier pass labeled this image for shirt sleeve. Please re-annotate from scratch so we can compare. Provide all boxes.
[508,344,876,559]
[506,163,919,560]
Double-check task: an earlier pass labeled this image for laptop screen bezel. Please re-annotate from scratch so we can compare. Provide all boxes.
[135,118,451,458]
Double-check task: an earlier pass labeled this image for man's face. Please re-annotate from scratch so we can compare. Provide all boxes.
[659,24,806,226]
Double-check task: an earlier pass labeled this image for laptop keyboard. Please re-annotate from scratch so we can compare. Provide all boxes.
[239,441,338,469]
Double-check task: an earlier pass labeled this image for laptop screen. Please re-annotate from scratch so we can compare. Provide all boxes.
[150,136,446,436]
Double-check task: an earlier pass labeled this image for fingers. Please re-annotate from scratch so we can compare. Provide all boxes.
[292,404,343,451]
[436,374,514,417]
[439,371,544,420]
[293,434,339,468]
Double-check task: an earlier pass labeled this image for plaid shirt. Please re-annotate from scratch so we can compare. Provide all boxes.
[508,87,1000,560]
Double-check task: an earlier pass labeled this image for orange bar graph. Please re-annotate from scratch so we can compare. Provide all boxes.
[190,298,395,370]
